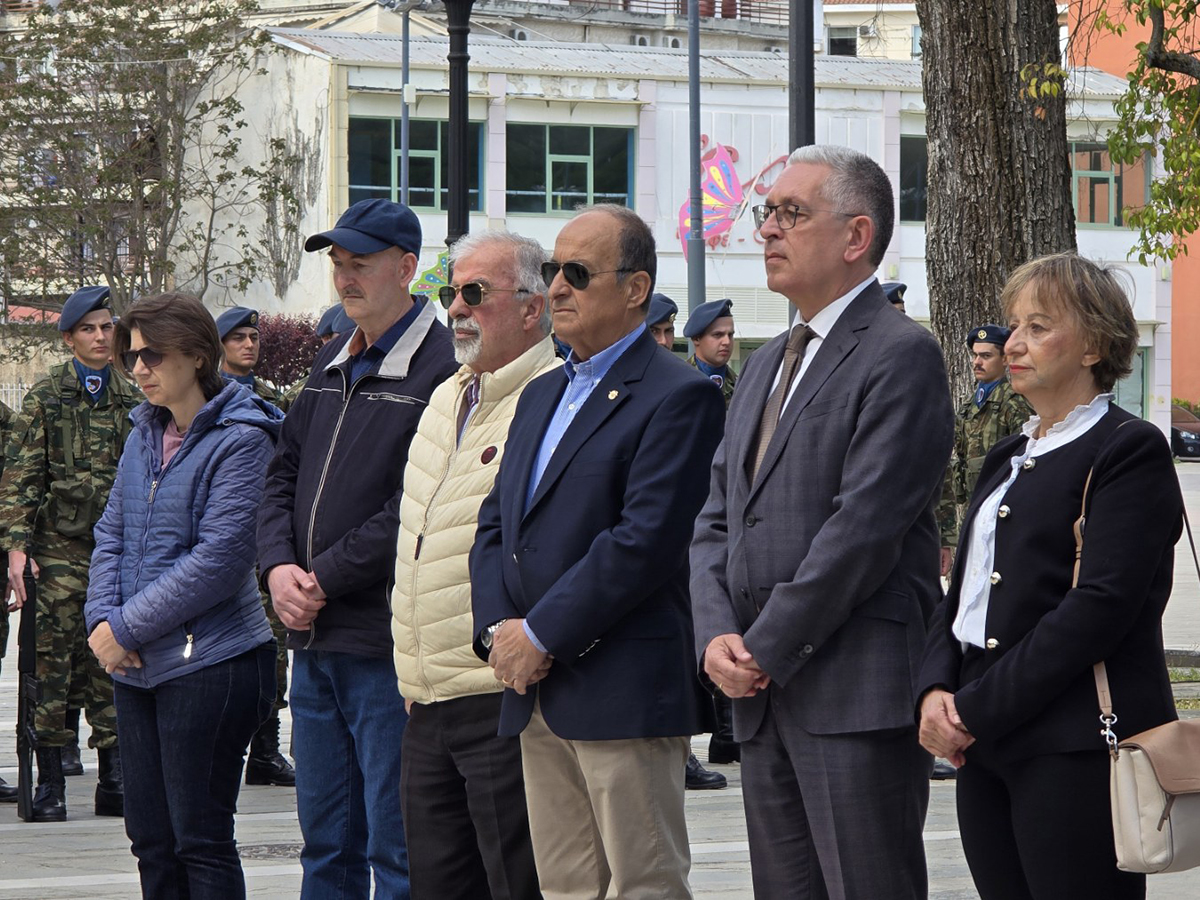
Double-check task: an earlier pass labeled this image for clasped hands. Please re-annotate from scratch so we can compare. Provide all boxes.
[488,619,552,695]
[918,688,975,768]
[267,564,327,630]
[88,621,142,676]
[704,633,771,698]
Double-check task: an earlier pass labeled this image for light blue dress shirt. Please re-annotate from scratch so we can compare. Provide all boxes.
[519,323,646,652]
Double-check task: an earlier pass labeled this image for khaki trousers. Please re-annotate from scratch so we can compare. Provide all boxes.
[520,700,693,900]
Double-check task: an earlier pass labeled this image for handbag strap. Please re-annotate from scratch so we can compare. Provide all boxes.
[1086,422,1200,753]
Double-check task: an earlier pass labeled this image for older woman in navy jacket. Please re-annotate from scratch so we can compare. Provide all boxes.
[86,293,283,900]
[917,253,1184,900]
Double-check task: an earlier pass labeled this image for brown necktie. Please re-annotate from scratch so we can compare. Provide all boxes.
[456,375,481,443]
[750,325,817,480]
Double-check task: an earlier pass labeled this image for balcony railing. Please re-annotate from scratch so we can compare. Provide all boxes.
[567,1,788,27]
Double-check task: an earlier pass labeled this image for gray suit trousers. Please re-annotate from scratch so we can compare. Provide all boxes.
[742,691,931,900]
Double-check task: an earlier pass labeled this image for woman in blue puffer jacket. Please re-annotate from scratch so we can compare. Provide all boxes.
[86,292,284,900]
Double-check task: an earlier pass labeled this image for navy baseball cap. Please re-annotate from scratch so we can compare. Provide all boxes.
[59,285,112,332]
[683,298,734,339]
[967,324,1012,348]
[882,282,907,305]
[215,306,259,341]
[304,199,422,256]
[647,293,678,327]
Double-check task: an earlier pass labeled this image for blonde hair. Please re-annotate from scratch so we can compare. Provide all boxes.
[1000,252,1138,392]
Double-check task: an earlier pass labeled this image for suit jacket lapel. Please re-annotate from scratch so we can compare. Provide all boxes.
[749,283,882,496]
[508,373,566,528]
[522,330,653,521]
[732,332,788,492]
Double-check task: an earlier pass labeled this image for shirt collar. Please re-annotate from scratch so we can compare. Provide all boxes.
[345,297,425,361]
[795,274,877,340]
[564,323,646,384]
[1020,393,1113,456]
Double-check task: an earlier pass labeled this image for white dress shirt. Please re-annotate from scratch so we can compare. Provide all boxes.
[769,275,878,418]
[952,393,1114,648]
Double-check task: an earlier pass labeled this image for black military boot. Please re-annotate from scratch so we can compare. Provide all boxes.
[708,693,740,764]
[245,715,296,787]
[95,746,124,817]
[32,746,67,822]
[61,708,84,776]
[0,777,18,803]
[685,752,727,790]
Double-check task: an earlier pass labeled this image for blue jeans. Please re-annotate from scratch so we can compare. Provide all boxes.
[115,642,275,900]
[291,649,410,899]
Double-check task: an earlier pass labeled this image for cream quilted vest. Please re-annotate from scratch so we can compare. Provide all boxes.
[391,337,560,703]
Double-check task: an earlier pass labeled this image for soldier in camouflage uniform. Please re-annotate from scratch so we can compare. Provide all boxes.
[214,305,297,787]
[938,323,1034,554]
[0,399,16,803]
[0,286,138,821]
[684,297,737,408]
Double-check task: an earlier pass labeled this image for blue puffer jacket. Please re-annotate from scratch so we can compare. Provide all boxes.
[86,381,284,688]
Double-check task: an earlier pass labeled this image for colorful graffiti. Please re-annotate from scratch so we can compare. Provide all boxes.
[413,251,450,298]
[677,136,788,258]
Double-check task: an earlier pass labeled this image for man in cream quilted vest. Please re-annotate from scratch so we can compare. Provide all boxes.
[391,230,558,900]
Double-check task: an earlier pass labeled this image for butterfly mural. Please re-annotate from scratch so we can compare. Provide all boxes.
[413,251,450,298]
[678,143,745,260]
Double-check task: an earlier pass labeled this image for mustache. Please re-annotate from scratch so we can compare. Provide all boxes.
[451,316,481,335]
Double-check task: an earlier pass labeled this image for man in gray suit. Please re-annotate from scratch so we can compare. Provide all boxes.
[690,145,954,900]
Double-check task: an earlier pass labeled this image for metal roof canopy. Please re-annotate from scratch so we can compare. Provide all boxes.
[268,27,1128,98]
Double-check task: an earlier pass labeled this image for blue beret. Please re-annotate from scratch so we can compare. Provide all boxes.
[881,282,907,305]
[58,285,111,332]
[331,307,355,334]
[215,306,260,340]
[647,293,678,327]
[316,305,342,338]
[305,198,422,256]
[683,298,734,339]
[967,323,1012,348]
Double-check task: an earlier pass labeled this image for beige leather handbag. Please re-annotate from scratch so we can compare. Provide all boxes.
[1076,461,1200,874]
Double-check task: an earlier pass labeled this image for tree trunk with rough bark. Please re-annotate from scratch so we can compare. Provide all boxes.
[915,0,1077,401]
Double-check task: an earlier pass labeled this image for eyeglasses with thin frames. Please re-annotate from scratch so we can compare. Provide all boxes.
[438,283,531,309]
[752,203,858,231]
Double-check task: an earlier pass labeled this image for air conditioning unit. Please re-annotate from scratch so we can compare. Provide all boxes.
[510,28,529,41]
[631,34,650,47]
[858,24,877,39]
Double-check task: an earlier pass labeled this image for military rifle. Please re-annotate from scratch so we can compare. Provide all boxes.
[16,560,37,822]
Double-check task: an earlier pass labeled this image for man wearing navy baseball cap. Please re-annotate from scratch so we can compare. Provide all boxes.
[258,199,456,898]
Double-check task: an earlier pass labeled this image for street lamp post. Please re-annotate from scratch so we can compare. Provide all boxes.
[443,0,475,249]
[686,0,704,324]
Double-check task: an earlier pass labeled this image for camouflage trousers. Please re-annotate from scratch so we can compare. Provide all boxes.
[34,555,118,749]
[262,590,288,711]
[0,583,8,664]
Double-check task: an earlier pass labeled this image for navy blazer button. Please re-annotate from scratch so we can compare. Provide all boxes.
[801,644,814,656]
[745,514,757,527]
[985,638,1000,650]
[740,588,749,598]
[1022,458,1036,470]
[998,505,1010,519]
[989,571,1002,586]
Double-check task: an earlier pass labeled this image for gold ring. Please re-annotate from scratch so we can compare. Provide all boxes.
[503,678,513,686]
[719,682,725,692]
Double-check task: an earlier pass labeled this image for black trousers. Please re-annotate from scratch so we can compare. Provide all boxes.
[399,692,541,900]
[956,747,1145,900]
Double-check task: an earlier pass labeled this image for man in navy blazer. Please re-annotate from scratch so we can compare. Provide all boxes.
[691,147,954,900]
[470,204,724,900]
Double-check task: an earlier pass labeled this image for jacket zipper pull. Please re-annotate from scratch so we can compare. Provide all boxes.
[148,480,158,503]
[414,533,424,560]
[183,634,194,659]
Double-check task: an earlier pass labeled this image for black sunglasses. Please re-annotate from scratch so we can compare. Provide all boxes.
[121,348,164,371]
[437,283,529,309]
[541,261,636,290]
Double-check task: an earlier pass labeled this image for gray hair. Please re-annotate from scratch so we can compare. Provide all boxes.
[785,145,894,267]
[577,203,656,309]
[448,230,551,335]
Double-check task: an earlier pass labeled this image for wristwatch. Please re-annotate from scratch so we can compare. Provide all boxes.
[482,618,508,650]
